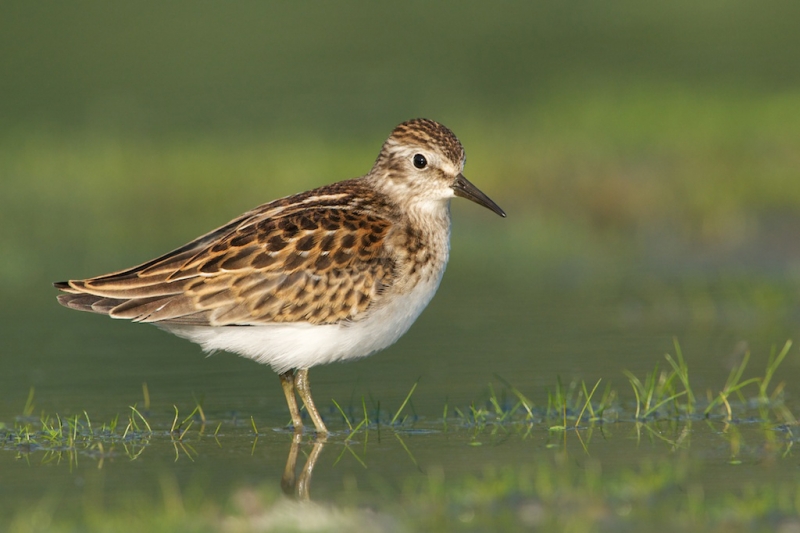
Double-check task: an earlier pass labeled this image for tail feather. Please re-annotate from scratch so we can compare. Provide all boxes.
[56,293,125,315]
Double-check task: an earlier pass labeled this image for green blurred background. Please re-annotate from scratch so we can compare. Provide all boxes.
[3,4,800,529]
[3,0,800,297]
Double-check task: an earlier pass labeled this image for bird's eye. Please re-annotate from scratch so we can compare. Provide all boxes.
[413,154,427,169]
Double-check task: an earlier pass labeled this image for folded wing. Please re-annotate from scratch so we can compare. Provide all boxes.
[56,189,397,326]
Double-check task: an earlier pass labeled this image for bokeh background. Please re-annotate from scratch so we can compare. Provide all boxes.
[3,2,800,530]
[2,0,800,414]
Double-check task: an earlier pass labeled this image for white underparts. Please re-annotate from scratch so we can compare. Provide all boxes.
[160,259,447,374]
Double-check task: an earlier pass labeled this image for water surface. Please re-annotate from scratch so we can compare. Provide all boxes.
[2,244,799,528]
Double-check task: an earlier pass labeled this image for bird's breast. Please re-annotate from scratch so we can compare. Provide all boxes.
[386,210,451,293]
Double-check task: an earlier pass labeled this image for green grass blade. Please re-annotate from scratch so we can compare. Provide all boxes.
[390,379,419,426]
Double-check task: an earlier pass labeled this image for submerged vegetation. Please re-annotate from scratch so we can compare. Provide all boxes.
[3,341,800,531]
[3,340,796,460]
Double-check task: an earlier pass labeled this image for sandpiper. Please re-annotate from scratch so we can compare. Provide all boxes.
[55,118,505,434]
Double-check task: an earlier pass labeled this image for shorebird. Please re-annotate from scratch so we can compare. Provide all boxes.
[55,118,505,434]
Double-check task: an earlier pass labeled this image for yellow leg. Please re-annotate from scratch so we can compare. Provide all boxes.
[294,368,329,435]
[280,370,304,432]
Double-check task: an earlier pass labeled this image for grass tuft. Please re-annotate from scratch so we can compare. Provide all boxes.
[1,340,796,465]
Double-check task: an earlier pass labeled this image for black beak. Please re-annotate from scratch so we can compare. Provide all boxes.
[452,174,506,217]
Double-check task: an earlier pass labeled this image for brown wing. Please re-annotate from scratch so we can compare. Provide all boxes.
[56,186,397,326]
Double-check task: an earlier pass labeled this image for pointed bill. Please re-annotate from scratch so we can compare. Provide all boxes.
[452,174,506,217]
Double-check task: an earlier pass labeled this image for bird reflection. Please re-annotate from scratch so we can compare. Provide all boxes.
[281,432,327,500]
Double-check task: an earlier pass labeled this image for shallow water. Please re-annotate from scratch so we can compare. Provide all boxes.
[3,2,800,528]
[3,239,800,530]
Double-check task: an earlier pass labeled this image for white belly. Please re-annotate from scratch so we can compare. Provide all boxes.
[160,265,445,374]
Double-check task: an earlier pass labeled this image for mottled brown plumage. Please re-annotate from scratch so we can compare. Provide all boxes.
[57,180,398,327]
[55,118,505,435]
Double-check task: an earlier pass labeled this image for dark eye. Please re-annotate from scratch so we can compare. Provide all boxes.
[413,154,427,169]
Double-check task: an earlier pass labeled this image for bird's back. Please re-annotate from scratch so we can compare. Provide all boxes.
[55,179,409,328]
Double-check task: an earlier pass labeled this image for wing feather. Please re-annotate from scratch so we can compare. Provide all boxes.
[55,182,398,326]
